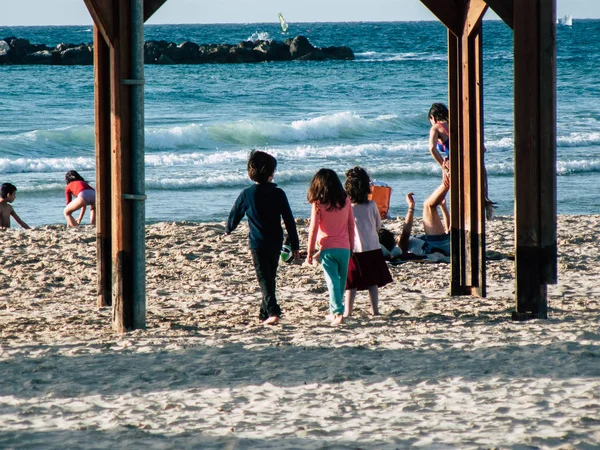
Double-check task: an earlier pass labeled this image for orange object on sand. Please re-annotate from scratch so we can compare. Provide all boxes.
[368,185,392,219]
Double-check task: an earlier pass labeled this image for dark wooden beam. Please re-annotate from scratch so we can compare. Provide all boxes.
[144,0,169,22]
[484,0,514,29]
[420,0,463,36]
[111,1,135,332]
[83,0,115,45]
[448,31,464,293]
[94,26,112,308]
[539,0,558,285]
[513,0,556,320]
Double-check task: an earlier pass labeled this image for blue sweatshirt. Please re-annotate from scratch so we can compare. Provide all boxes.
[226,182,300,251]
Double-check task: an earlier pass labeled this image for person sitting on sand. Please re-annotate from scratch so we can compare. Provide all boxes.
[64,170,96,227]
[306,168,355,326]
[380,175,450,261]
[225,150,300,326]
[0,183,30,229]
[419,168,451,256]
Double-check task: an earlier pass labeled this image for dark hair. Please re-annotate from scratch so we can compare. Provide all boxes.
[428,103,449,122]
[378,228,396,252]
[344,166,371,204]
[247,150,277,184]
[0,183,17,199]
[65,170,85,185]
[307,168,347,211]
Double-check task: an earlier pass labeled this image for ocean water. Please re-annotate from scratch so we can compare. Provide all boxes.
[1,20,598,226]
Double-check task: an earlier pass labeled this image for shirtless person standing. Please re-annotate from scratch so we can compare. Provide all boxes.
[0,183,30,229]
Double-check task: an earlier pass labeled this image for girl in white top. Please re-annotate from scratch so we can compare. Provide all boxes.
[343,167,392,317]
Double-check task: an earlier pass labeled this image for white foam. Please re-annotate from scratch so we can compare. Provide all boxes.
[142,112,396,149]
[145,123,207,149]
[355,51,447,62]
[556,159,600,175]
[0,157,95,174]
[15,182,65,193]
[559,131,600,147]
[246,31,271,42]
[146,173,252,189]
[7,118,595,157]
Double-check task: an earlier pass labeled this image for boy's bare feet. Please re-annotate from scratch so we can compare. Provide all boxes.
[263,316,280,325]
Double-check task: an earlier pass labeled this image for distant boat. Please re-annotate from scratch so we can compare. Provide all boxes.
[559,14,573,27]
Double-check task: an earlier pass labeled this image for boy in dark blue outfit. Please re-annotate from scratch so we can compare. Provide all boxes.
[226,150,300,325]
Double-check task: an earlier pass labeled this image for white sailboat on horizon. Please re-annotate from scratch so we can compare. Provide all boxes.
[559,14,573,27]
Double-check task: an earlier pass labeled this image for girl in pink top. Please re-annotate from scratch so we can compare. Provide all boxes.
[64,170,96,227]
[306,168,355,326]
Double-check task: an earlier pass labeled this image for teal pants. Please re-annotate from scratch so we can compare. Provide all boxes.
[320,248,351,315]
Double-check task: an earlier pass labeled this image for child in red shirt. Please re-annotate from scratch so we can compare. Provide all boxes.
[64,170,96,227]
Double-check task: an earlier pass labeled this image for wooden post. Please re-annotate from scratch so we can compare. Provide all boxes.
[422,0,488,297]
[539,0,558,287]
[110,1,135,332]
[448,30,463,292]
[461,3,486,297]
[85,0,168,331]
[512,0,557,320]
[94,26,112,308]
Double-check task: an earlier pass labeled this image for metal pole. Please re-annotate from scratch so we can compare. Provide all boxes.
[131,0,146,329]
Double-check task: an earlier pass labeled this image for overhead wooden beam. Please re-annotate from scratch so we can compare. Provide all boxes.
[83,0,115,45]
[94,26,112,308]
[420,0,462,36]
[465,0,488,36]
[144,0,169,22]
[484,0,514,29]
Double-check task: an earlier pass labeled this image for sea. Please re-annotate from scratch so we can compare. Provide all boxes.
[1,20,598,227]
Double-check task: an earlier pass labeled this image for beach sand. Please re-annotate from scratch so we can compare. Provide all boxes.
[1,215,599,449]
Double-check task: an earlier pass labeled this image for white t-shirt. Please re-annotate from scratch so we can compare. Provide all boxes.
[351,200,381,253]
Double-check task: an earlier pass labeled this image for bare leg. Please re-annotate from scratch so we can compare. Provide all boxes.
[64,197,86,228]
[368,285,379,315]
[440,198,450,233]
[423,178,449,236]
[90,204,96,225]
[397,193,416,253]
[344,289,356,318]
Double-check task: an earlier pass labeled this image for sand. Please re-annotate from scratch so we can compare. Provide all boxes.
[1,215,599,449]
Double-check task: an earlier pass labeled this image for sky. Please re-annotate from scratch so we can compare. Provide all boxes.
[1,0,598,26]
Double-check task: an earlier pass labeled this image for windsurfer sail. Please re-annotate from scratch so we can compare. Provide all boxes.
[278,13,289,34]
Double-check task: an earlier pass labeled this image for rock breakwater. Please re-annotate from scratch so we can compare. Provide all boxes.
[0,35,353,65]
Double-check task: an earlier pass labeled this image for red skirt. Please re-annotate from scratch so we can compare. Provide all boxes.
[346,249,393,291]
